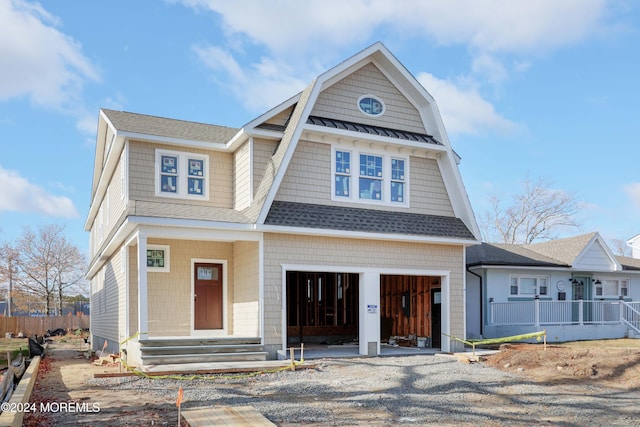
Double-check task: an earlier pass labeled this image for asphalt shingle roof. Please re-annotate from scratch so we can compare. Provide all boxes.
[466,242,568,267]
[102,109,239,143]
[618,256,640,271]
[468,232,640,272]
[264,201,475,239]
[526,232,597,265]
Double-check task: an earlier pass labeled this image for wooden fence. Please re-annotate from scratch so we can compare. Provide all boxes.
[0,315,90,337]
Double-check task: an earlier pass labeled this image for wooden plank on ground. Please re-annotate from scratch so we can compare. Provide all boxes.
[182,405,275,427]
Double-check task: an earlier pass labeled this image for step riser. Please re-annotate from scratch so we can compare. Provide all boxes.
[139,338,261,348]
[141,352,268,365]
[142,345,263,356]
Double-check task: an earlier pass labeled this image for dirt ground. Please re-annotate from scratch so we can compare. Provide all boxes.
[483,340,640,388]
[23,337,178,427]
[21,336,640,426]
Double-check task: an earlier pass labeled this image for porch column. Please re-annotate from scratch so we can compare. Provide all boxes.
[137,232,149,340]
[578,299,584,325]
[358,270,380,356]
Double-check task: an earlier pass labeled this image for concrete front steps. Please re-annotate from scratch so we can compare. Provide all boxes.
[139,337,267,366]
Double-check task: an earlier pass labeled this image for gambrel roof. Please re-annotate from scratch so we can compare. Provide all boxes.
[87,42,480,245]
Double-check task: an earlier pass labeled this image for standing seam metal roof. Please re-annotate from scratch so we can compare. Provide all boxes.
[306,116,442,145]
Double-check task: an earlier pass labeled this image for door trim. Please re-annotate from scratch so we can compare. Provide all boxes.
[191,258,228,336]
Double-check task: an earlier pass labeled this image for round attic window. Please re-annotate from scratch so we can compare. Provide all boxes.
[358,95,385,116]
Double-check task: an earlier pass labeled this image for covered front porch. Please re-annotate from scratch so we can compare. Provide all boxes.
[486,299,640,342]
[121,227,264,368]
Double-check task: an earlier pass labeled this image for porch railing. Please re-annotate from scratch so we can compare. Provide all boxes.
[490,299,625,327]
[621,301,640,335]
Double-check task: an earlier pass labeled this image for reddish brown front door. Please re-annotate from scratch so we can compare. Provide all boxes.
[194,263,223,330]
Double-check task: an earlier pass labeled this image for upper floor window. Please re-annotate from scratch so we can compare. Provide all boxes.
[332,148,408,207]
[510,275,549,296]
[334,150,351,198]
[155,149,208,200]
[595,278,628,298]
[359,154,382,200]
[358,95,385,117]
[390,158,405,203]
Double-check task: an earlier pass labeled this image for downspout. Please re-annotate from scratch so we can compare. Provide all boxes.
[466,267,483,336]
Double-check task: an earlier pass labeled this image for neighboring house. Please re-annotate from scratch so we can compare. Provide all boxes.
[466,232,640,342]
[85,42,480,369]
[628,234,640,259]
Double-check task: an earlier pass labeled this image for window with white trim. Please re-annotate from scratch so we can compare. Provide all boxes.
[146,245,170,272]
[359,154,383,200]
[595,278,628,298]
[510,275,549,296]
[334,150,351,197]
[332,148,409,206]
[155,149,208,199]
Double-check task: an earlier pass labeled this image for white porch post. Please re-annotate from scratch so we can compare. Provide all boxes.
[578,299,584,325]
[534,296,540,327]
[359,270,380,356]
[137,232,149,340]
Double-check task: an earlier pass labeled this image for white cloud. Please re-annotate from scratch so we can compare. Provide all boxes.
[625,183,640,209]
[0,0,99,128]
[0,166,78,218]
[417,72,518,135]
[178,0,613,131]
[180,0,610,55]
[193,44,309,111]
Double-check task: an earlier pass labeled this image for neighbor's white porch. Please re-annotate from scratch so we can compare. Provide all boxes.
[485,299,640,342]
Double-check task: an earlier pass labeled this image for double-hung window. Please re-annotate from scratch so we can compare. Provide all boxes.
[595,278,628,298]
[335,150,351,197]
[332,148,408,206]
[390,158,405,202]
[156,149,208,199]
[510,275,549,296]
[359,154,383,200]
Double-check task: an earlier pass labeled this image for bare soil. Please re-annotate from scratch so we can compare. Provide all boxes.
[21,337,640,426]
[483,340,640,388]
[24,337,177,426]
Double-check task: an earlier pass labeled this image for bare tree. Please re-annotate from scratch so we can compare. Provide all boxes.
[481,176,581,244]
[609,238,632,257]
[14,224,87,316]
[51,235,87,315]
[0,242,20,316]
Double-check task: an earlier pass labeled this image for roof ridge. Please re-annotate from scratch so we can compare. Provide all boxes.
[101,108,239,131]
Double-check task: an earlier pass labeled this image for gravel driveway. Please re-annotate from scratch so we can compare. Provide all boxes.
[89,354,640,426]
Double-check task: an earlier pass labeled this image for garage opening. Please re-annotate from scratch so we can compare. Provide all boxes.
[286,271,359,345]
[380,275,441,348]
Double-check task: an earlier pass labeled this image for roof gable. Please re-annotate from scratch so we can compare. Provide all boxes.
[311,62,427,135]
[527,232,621,271]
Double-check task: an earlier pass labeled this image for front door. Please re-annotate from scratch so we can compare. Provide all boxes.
[431,288,441,348]
[572,276,592,322]
[194,263,223,330]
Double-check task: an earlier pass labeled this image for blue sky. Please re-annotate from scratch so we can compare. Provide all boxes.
[1,0,638,254]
